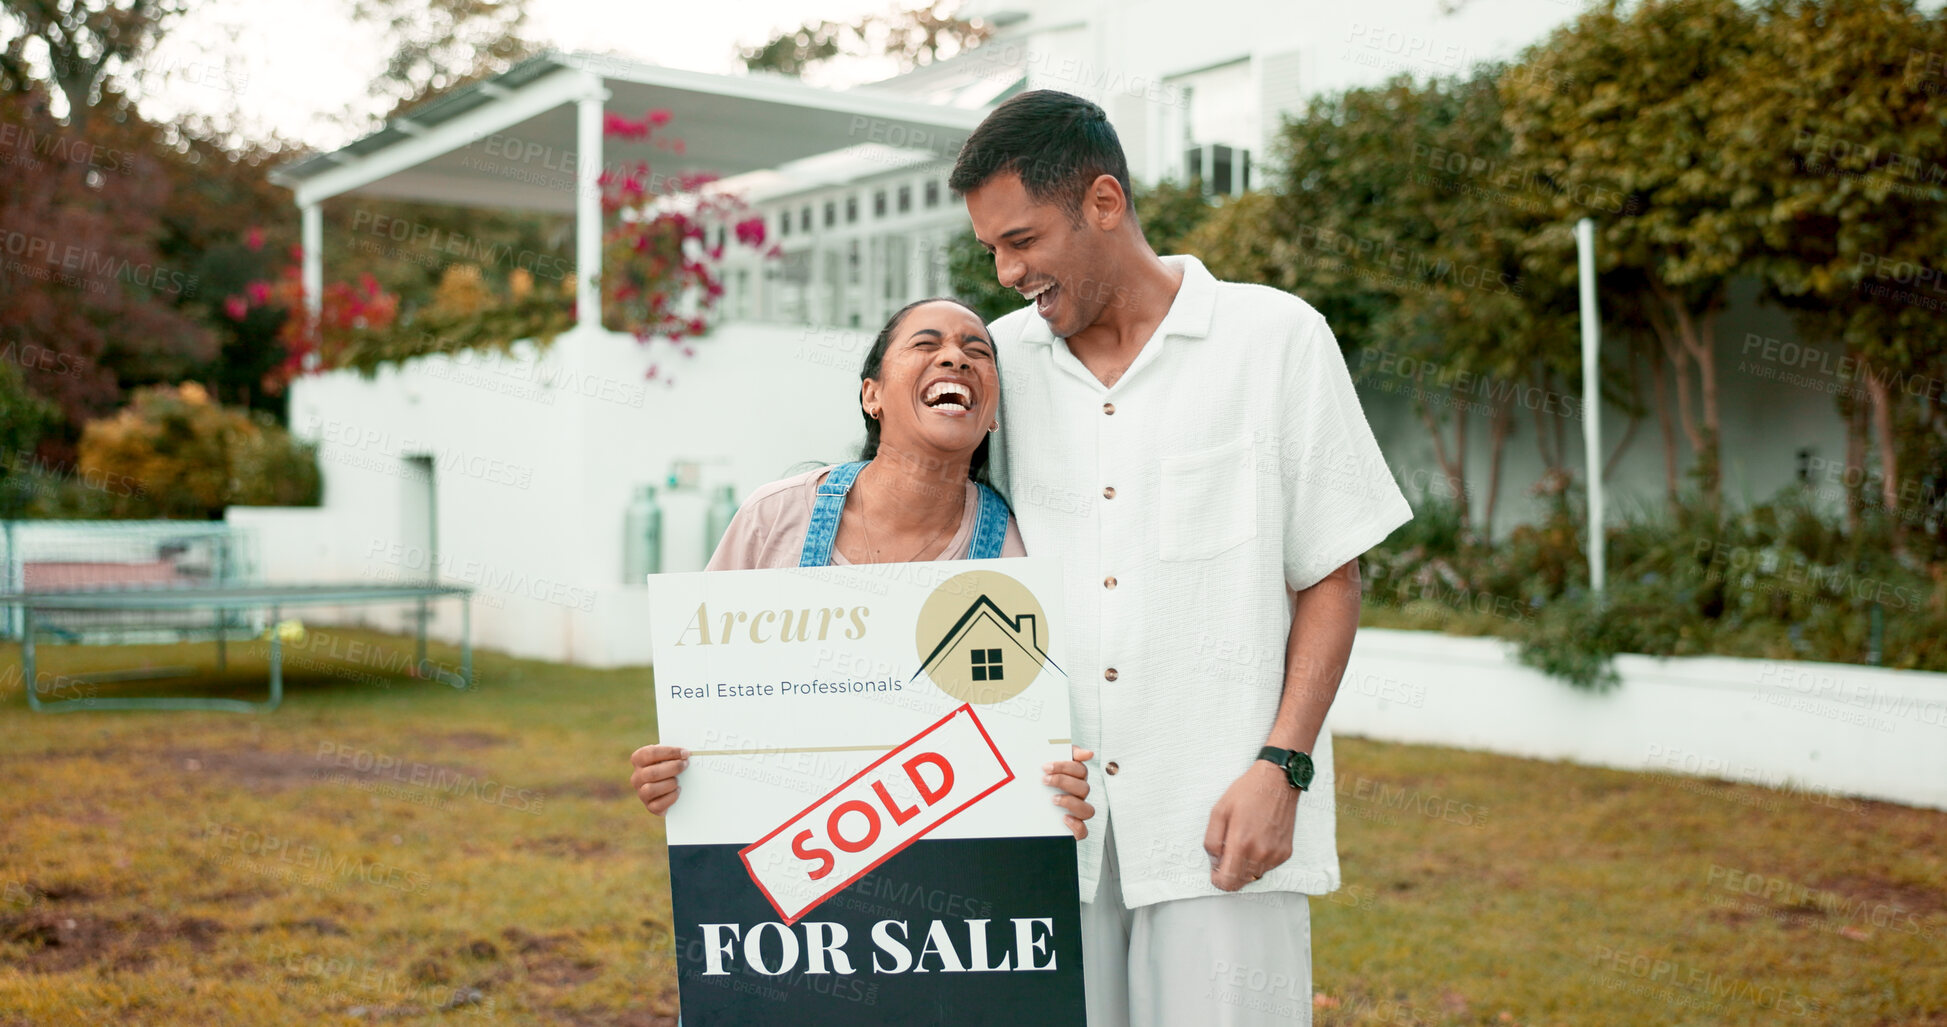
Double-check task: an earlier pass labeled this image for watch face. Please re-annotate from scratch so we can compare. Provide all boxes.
[1286,751,1315,790]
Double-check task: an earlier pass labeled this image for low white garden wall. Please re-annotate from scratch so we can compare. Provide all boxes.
[1327,628,1947,811]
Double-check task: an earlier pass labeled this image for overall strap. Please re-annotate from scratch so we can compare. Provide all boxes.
[797,461,869,568]
[966,482,1012,561]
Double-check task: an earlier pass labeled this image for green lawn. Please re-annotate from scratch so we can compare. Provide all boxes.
[1,629,1941,1026]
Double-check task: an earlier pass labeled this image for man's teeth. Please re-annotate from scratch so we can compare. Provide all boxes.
[1023,282,1052,300]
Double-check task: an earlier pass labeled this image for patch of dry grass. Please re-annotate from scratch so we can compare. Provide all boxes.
[1,629,1941,1025]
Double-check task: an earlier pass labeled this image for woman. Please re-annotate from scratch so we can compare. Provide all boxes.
[629,297,1095,839]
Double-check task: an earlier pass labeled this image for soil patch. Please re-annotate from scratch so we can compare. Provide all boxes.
[0,911,222,973]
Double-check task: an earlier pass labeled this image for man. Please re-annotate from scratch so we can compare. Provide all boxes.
[950,90,1412,1026]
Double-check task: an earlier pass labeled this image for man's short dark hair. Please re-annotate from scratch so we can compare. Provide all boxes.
[948,90,1134,224]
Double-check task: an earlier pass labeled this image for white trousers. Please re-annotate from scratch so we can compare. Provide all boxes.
[1081,817,1313,1026]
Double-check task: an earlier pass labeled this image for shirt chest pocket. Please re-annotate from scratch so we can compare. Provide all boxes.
[1157,434,1259,561]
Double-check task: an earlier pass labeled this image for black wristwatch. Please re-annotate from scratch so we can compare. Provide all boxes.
[1258,746,1314,791]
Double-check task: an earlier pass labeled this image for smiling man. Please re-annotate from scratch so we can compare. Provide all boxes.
[950,90,1413,1026]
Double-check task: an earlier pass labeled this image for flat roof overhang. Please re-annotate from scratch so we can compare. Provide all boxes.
[270,53,990,213]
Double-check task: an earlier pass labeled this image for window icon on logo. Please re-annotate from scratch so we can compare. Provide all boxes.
[970,648,1004,682]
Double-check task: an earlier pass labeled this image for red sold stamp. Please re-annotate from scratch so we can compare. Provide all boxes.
[739,704,1013,924]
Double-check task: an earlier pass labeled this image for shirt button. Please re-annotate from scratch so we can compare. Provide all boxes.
[1103,576,1117,589]
[1105,761,1120,775]
[1104,667,1118,681]
[1102,402,1116,415]
[1102,485,1116,499]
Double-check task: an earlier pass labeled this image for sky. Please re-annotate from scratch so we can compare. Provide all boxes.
[128,0,909,150]
[118,0,1629,153]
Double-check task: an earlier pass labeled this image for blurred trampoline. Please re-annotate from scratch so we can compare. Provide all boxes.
[1,582,474,713]
[1,522,473,713]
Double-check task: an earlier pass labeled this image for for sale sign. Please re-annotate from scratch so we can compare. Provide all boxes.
[646,558,1084,1025]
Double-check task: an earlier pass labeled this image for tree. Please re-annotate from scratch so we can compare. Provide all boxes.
[1248,78,1426,361]
[0,359,57,516]
[77,381,320,518]
[143,119,310,417]
[1735,0,1947,533]
[355,0,540,122]
[741,1,990,78]
[1502,0,1766,509]
[0,86,216,460]
[1389,68,1577,533]
[0,0,183,132]
[0,0,184,132]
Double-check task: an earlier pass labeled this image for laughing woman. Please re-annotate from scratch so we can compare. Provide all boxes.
[627,297,1095,840]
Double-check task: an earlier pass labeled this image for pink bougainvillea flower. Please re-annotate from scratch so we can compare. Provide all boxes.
[224,295,249,321]
[734,216,766,247]
[245,226,265,251]
[246,280,271,305]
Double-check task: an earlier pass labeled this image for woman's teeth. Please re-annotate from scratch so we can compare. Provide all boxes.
[923,381,972,411]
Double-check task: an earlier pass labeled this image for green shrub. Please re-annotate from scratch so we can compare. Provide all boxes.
[1365,484,1946,688]
[75,383,322,519]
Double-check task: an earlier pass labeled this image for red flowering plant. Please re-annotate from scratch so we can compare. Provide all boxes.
[236,109,771,390]
[598,108,776,382]
[234,249,400,394]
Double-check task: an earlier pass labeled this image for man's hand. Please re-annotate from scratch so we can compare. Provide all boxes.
[1203,760,1300,890]
[629,744,689,816]
[1043,746,1096,840]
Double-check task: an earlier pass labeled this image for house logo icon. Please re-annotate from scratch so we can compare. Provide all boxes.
[910,570,1060,704]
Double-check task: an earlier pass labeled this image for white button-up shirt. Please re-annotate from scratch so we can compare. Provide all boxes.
[988,254,1412,907]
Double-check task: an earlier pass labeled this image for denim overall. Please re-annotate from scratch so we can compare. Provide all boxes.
[796,460,1009,567]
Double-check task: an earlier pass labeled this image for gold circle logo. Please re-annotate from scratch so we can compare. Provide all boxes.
[913,570,1050,704]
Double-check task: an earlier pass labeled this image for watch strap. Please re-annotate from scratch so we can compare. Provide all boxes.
[1257,746,1311,790]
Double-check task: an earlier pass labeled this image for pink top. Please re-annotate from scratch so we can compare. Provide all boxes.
[705,465,1028,571]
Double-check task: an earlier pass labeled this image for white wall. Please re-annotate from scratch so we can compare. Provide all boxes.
[1328,628,1947,811]
[272,321,874,667]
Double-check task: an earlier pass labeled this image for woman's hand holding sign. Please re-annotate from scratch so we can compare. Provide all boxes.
[1043,746,1094,840]
[629,744,688,815]
[630,743,1095,840]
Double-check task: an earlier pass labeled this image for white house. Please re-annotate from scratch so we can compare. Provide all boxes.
[225,4,1947,812]
[242,4,1857,670]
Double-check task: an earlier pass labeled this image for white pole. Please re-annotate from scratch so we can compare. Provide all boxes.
[574,72,606,333]
[300,203,322,371]
[1576,217,1605,596]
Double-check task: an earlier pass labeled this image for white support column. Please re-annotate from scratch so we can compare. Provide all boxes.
[575,72,606,334]
[300,203,322,371]
[1576,217,1605,596]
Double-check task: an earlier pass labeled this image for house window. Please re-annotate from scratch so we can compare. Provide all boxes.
[970,648,1003,682]
[801,206,812,232]
[925,180,940,208]
[874,190,887,218]
[779,209,791,237]
[824,200,836,228]
[846,196,858,223]
[898,184,912,213]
